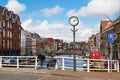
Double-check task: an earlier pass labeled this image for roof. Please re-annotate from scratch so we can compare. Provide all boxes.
[100,20,113,32]
[0,6,4,14]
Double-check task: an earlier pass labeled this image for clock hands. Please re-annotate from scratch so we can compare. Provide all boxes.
[69,16,79,26]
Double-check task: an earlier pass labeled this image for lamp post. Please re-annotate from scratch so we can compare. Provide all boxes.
[69,16,79,71]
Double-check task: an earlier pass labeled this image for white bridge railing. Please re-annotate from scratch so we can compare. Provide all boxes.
[55,56,120,72]
[0,56,119,72]
[0,56,38,70]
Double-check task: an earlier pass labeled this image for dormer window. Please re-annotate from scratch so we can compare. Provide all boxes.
[12,14,14,20]
[2,7,6,15]
[5,9,7,15]
[12,14,15,23]
[6,15,9,20]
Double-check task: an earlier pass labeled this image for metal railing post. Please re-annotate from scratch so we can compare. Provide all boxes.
[87,59,90,72]
[55,61,58,70]
[55,57,58,70]
[0,56,2,68]
[35,56,37,70]
[17,56,19,68]
[114,60,117,70]
[62,58,65,70]
[117,60,119,72]
[108,59,110,72]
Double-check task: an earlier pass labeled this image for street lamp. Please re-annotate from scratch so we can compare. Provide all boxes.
[69,16,79,71]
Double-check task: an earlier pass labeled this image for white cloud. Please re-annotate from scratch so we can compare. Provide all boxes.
[67,0,120,17]
[5,0,26,14]
[41,5,64,17]
[21,19,99,42]
[21,18,33,30]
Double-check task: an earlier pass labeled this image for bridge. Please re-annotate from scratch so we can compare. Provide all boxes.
[0,56,119,73]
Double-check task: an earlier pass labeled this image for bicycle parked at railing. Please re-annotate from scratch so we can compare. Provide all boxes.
[104,60,114,69]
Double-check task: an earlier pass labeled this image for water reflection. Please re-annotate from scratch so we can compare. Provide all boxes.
[56,55,86,71]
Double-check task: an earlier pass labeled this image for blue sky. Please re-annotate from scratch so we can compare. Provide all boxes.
[0,0,120,42]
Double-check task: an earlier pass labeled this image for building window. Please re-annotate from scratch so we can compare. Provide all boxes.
[7,21,9,28]
[10,22,12,29]
[0,39,2,44]
[0,33,1,38]
[5,10,7,15]
[19,34,21,39]
[3,40,5,48]
[10,40,12,48]
[12,14,15,23]
[3,20,5,26]
[0,21,2,28]
[10,31,12,38]
[7,31,9,37]
[3,29,5,37]
[6,15,9,20]
[7,40,9,48]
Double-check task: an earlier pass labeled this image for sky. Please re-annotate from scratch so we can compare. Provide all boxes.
[0,0,120,42]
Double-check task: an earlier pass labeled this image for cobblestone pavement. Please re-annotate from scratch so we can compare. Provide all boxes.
[0,68,119,80]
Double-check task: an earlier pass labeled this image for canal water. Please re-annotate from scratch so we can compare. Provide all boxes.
[55,55,86,71]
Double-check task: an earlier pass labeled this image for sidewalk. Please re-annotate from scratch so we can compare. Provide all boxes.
[52,70,120,80]
[0,67,52,74]
[0,67,120,80]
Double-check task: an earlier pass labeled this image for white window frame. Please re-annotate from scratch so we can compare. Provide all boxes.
[3,20,5,26]
[3,29,5,37]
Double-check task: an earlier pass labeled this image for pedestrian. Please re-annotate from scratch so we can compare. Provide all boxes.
[38,53,46,67]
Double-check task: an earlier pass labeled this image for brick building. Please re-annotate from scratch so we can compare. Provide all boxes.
[100,17,120,59]
[0,6,21,56]
[31,33,43,54]
[44,38,54,53]
[88,34,95,52]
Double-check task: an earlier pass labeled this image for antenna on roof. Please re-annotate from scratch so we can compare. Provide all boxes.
[105,15,112,21]
[103,12,112,21]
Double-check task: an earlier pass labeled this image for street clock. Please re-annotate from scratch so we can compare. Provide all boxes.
[69,16,79,26]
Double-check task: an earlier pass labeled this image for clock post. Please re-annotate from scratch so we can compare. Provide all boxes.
[69,16,79,71]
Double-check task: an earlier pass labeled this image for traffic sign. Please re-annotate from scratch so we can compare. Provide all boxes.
[108,34,114,43]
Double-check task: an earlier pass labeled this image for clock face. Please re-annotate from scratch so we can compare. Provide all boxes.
[69,16,79,26]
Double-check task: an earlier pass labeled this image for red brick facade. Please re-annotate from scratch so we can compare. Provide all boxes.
[0,6,21,56]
